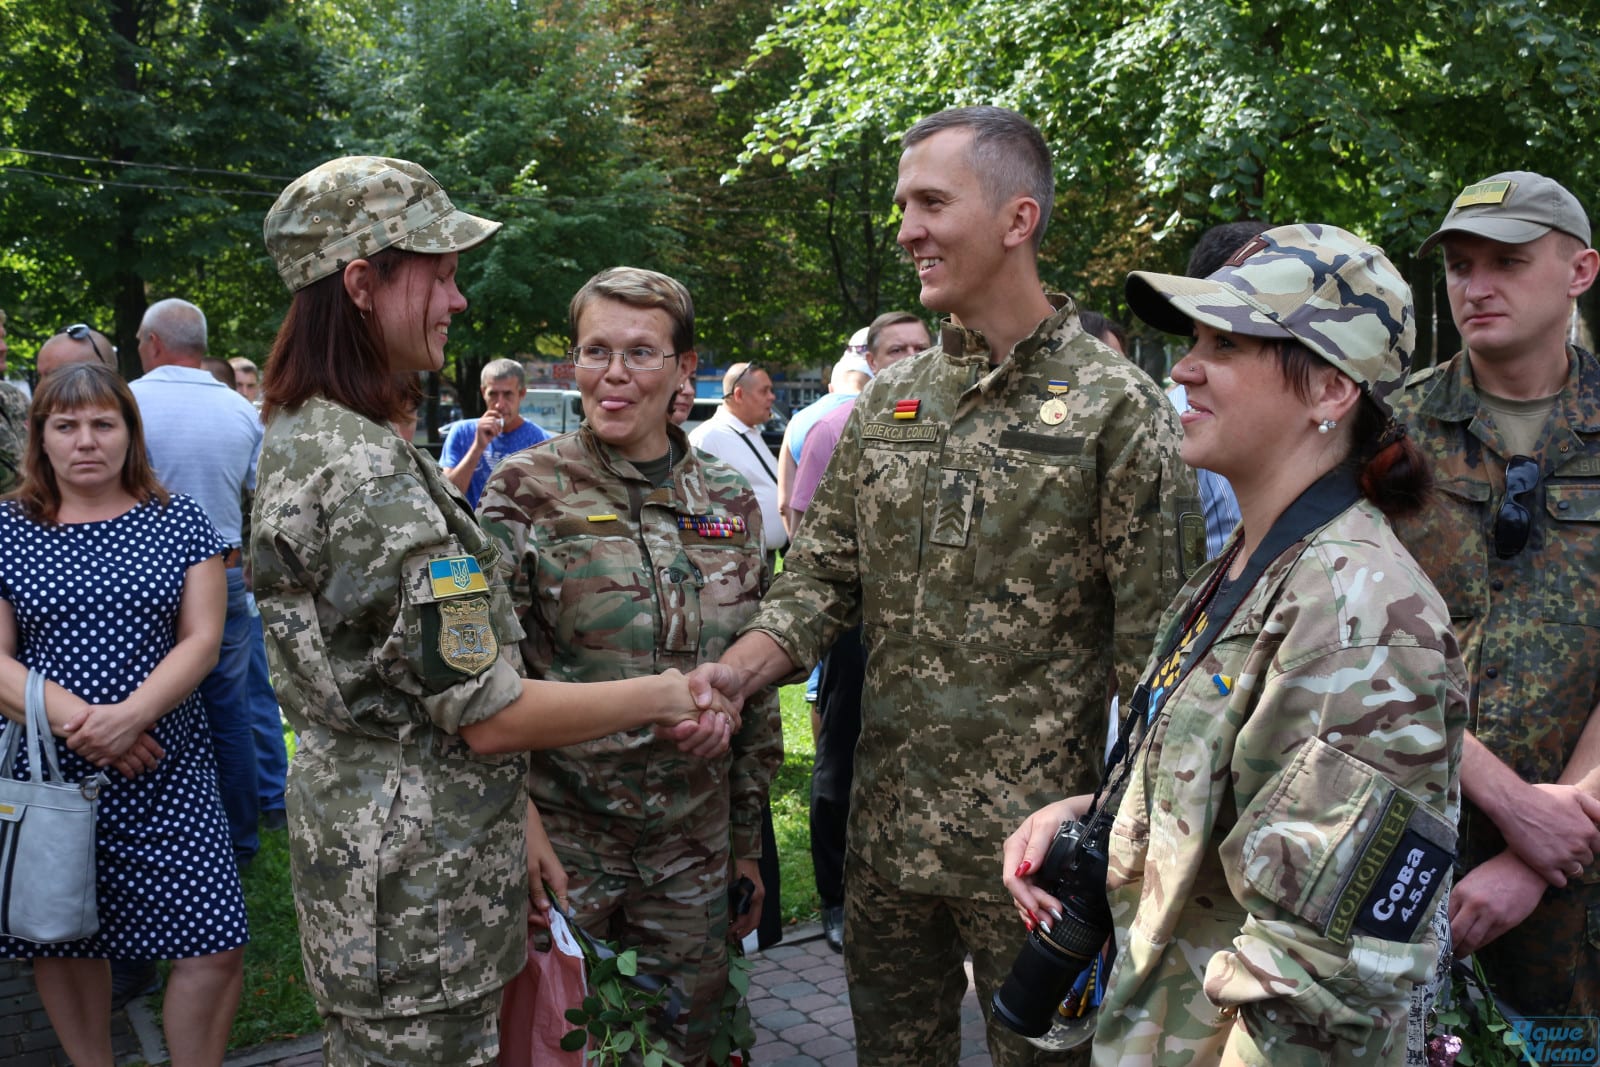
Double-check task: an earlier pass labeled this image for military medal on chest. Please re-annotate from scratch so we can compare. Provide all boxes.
[1039,379,1070,425]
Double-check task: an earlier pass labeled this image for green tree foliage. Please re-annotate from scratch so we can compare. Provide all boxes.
[323,0,678,390]
[0,0,337,373]
[730,0,1600,363]
[611,0,920,372]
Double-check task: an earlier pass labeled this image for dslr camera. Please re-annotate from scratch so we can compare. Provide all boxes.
[991,814,1114,1039]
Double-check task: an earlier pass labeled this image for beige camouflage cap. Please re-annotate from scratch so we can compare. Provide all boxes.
[1418,170,1591,257]
[263,156,501,292]
[1125,223,1414,417]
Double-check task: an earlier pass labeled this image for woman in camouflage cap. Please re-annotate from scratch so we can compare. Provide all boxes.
[254,157,736,1066]
[1003,225,1468,1065]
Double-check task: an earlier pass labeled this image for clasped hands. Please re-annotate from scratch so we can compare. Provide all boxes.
[659,662,752,759]
[56,696,164,780]
[1450,782,1600,955]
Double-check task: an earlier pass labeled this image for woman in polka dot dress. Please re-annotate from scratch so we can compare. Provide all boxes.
[0,364,247,1067]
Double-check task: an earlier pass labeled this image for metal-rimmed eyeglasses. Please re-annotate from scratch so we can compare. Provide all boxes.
[568,345,683,371]
[63,323,112,369]
[1493,455,1540,560]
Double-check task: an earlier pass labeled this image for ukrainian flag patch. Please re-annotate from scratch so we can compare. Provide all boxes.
[429,555,490,599]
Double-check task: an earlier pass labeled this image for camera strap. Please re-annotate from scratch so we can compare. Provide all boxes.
[1090,468,1362,817]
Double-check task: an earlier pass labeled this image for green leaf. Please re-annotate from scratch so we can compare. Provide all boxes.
[618,951,639,978]
[560,1029,588,1052]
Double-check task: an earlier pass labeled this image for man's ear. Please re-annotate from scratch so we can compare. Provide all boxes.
[343,259,374,312]
[1569,246,1599,300]
[1001,195,1042,251]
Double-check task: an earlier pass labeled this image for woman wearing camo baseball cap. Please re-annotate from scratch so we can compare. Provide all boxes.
[252,157,736,1066]
[1003,224,1469,1065]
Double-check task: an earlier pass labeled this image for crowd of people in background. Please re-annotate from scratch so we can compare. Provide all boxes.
[0,102,1596,1067]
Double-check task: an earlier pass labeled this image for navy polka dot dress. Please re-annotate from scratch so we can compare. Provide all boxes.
[0,496,249,960]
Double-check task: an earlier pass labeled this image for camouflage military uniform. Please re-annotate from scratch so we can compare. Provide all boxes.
[0,381,27,494]
[478,423,781,1064]
[1095,493,1467,1066]
[743,300,1196,1066]
[252,396,529,1067]
[1392,345,1600,1017]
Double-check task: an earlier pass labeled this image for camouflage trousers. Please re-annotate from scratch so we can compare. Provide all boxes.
[555,829,733,1065]
[320,988,501,1067]
[1480,875,1600,1018]
[844,850,1087,1067]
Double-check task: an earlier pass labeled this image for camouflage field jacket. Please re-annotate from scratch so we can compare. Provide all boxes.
[1391,345,1600,864]
[0,382,26,494]
[479,423,781,867]
[253,396,528,1017]
[1096,496,1467,1066]
[745,301,1197,900]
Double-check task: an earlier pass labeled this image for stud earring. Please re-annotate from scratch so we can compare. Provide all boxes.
[1318,418,1337,434]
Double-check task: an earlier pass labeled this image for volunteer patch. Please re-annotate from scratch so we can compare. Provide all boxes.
[429,555,489,599]
[438,596,497,675]
[1326,791,1451,944]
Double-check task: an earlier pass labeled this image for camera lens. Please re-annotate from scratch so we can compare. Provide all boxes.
[991,913,1105,1037]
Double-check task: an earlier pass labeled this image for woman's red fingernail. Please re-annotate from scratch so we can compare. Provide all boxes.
[1023,915,1036,931]
[1015,861,1032,878]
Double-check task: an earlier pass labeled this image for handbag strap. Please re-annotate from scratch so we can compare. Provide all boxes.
[24,669,67,784]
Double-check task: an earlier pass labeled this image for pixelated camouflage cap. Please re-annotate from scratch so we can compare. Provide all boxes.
[1125,223,1415,417]
[1418,171,1591,257]
[263,156,501,292]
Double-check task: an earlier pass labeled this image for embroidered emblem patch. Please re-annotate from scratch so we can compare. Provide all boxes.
[428,555,489,599]
[437,596,498,675]
[1326,791,1451,944]
[1454,179,1513,208]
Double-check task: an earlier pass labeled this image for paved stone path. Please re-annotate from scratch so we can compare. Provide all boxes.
[1,924,995,1066]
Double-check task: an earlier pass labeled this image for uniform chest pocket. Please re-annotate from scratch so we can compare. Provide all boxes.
[540,535,658,660]
[660,539,762,658]
[959,448,1096,649]
[1544,483,1600,625]
[1403,478,1489,623]
[857,440,933,631]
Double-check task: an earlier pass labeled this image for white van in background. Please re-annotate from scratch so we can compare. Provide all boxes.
[521,389,584,435]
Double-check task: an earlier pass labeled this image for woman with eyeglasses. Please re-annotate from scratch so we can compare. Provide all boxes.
[479,267,781,1064]
[253,163,735,1066]
[1001,226,1468,1065]
[0,363,245,1067]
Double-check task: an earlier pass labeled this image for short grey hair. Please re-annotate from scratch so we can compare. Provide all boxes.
[139,298,208,356]
[480,358,526,388]
[902,106,1054,252]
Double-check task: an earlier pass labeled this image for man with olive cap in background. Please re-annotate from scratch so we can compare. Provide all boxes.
[1392,170,1600,1021]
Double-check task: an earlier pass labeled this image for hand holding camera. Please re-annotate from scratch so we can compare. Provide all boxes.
[993,798,1114,1040]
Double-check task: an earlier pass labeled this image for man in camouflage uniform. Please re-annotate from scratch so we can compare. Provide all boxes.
[1393,171,1600,1018]
[0,307,26,495]
[696,107,1196,1066]
[479,266,782,1064]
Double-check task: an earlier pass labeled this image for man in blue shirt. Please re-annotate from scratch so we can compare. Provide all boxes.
[440,357,548,508]
[131,297,265,869]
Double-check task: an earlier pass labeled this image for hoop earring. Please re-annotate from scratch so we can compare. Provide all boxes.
[1318,418,1337,434]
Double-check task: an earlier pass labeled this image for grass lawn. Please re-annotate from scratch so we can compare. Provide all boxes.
[211,685,820,1049]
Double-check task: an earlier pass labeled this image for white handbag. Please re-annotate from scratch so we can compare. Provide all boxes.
[0,669,106,943]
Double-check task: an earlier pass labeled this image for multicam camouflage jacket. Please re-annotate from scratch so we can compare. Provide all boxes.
[744,300,1198,900]
[1096,495,1467,1067]
[1391,344,1600,1016]
[251,396,529,1017]
[0,382,26,494]
[478,423,781,866]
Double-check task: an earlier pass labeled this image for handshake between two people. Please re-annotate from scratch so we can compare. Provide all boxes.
[659,662,757,760]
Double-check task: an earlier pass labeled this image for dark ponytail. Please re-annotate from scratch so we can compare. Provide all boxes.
[1351,397,1431,519]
